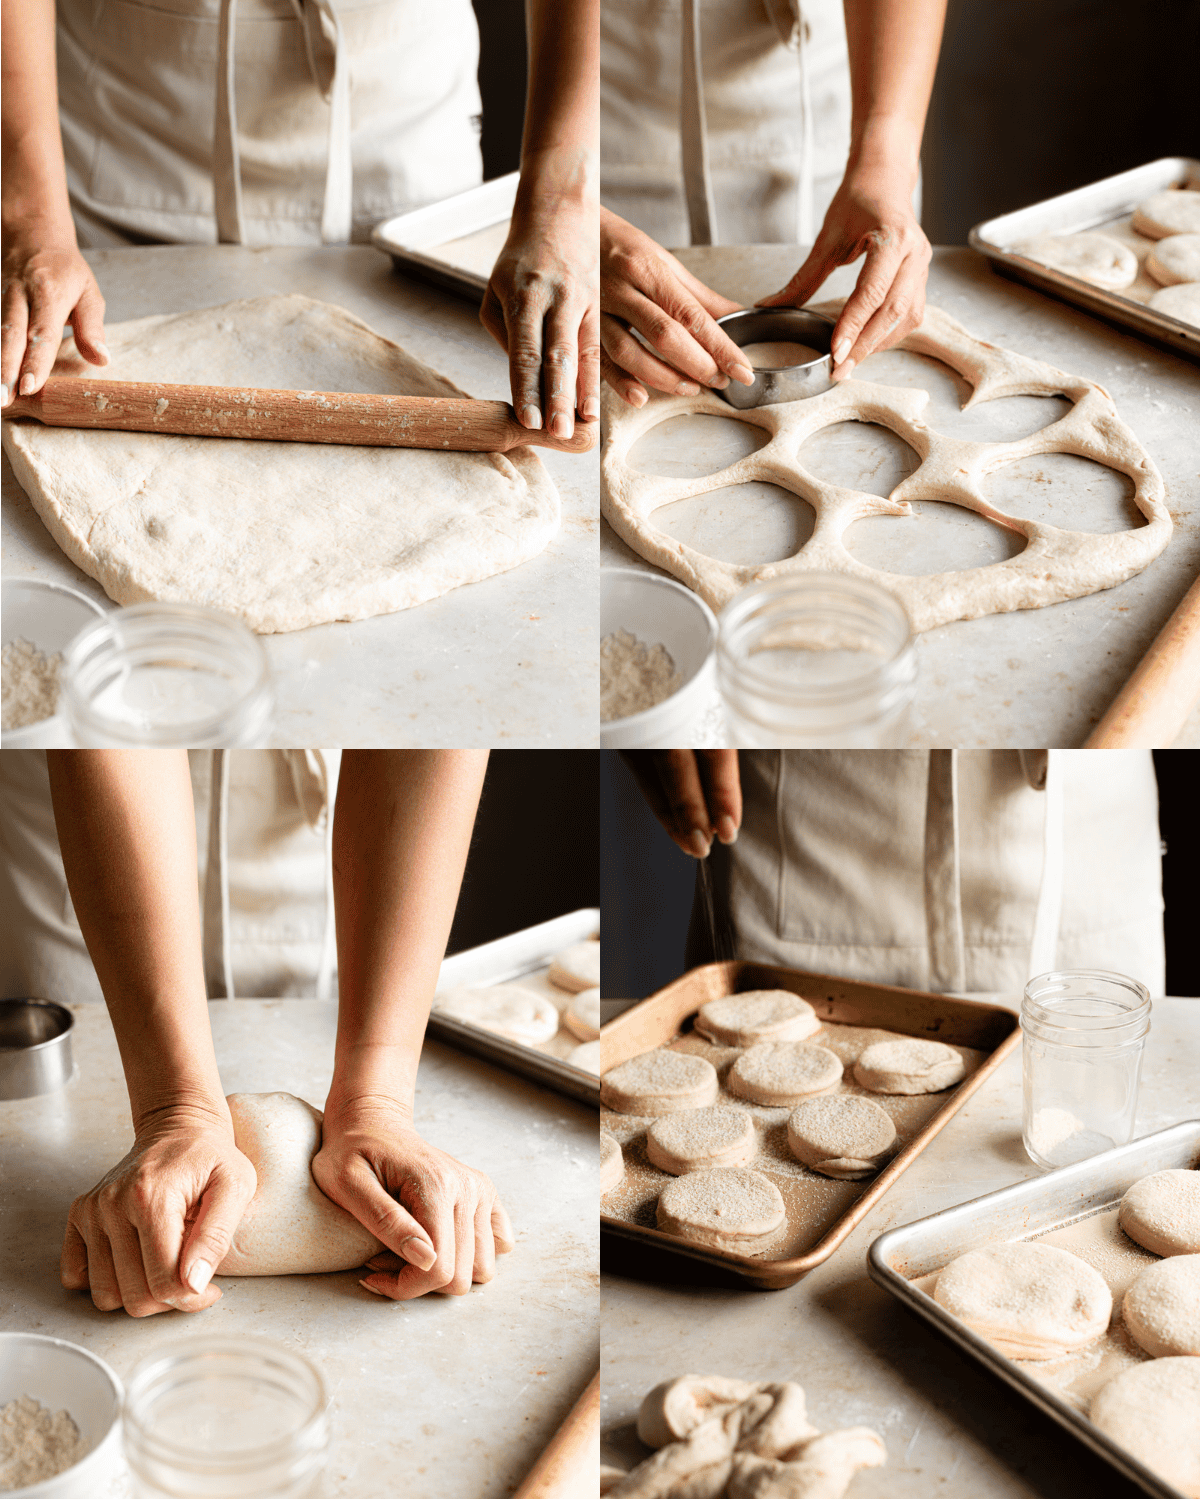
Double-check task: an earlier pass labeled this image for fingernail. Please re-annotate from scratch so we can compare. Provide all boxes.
[96,343,111,363]
[522,404,542,431]
[729,362,755,385]
[359,1279,387,1297]
[551,413,572,439]
[627,388,647,408]
[186,1259,213,1294]
[19,375,36,396]
[686,829,712,859]
[708,373,730,390]
[717,816,738,845]
[837,358,856,379]
[832,339,852,365]
[583,397,600,420]
[401,1235,436,1270]
[1,384,8,407]
[675,379,701,396]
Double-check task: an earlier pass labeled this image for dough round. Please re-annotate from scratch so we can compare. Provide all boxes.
[1012,231,1138,289]
[601,1130,625,1194]
[549,940,601,993]
[1124,1255,1200,1358]
[786,1095,897,1179]
[853,1038,965,1095]
[1146,232,1200,286]
[1119,1169,1200,1256]
[1090,1358,1200,1497]
[656,1168,785,1254]
[647,1106,758,1174]
[1148,281,1200,328]
[1132,188,1200,239]
[434,983,559,1044]
[727,1042,842,1106]
[738,341,825,369]
[601,1049,719,1116]
[694,991,821,1048]
[565,987,601,1041]
[933,1242,1112,1359]
[567,1039,603,1074]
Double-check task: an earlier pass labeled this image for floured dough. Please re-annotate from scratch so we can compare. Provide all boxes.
[727,1430,888,1498]
[1089,1357,1200,1498]
[695,991,821,1048]
[738,342,824,369]
[565,987,601,1041]
[601,1129,625,1194]
[549,940,601,993]
[657,1168,785,1254]
[1123,1255,1200,1357]
[933,1242,1111,1359]
[637,1375,766,1448]
[786,1095,897,1179]
[647,1105,757,1174]
[568,1039,603,1073]
[1148,281,1200,328]
[601,303,1171,631]
[433,983,559,1044]
[2,296,559,633]
[727,1042,842,1106]
[1132,188,1200,239]
[1012,232,1138,289]
[1119,1169,1200,1256]
[854,1038,965,1095]
[1145,232,1200,285]
[601,1049,719,1115]
[217,1093,385,1275]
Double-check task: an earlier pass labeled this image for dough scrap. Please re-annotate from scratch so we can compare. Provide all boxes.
[1123,1255,1200,1358]
[1132,188,1200,239]
[549,939,601,993]
[2,296,559,634]
[656,1167,785,1254]
[1148,281,1200,328]
[694,991,821,1048]
[601,1129,625,1194]
[726,1430,888,1498]
[786,1095,897,1179]
[433,983,559,1044]
[601,1049,719,1115]
[565,987,601,1041]
[1119,1169,1200,1256]
[1012,231,1138,289]
[600,303,1171,631]
[636,1375,767,1449]
[853,1038,965,1095]
[728,1042,843,1106]
[647,1105,758,1174]
[933,1241,1112,1359]
[1145,233,1200,286]
[217,1092,385,1275]
[1089,1357,1200,1498]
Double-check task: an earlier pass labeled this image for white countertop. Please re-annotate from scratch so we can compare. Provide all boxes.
[2,246,599,747]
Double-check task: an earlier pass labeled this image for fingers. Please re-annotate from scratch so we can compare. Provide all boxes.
[619,286,749,392]
[620,751,713,857]
[697,751,743,845]
[830,231,930,380]
[541,300,579,441]
[472,1196,497,1285]
[479,284,507,352]
[16,276,71,396]
[1,280,30,406]
[334,1160,437,1270]
[131,1178,220,1312]
[756,238,837,312]
[358,1175,509,1302]
[68,279,108,367]
[577,302,600,423]
[178,1159,256,1296]
[60,1217,90,1291]
[600,338,649,407]
[109,1217,176,1319]
[602,314,702,399]
[491,1197,515,1254]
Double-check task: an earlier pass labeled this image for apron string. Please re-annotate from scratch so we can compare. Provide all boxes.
[680,0,717,245]
[1027,750,1064,980]
[214,0,246,244]
[795,5,814,246]
[924,748,966,993]
[283,750,337,1000]
[202,750,235,999]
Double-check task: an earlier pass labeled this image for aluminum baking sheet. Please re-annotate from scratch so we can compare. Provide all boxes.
[431,907,600,1107]
[600,961,1019,1289]
[868,1118,1200,1499]
[372,173,518,303]
[969,156,1200,362]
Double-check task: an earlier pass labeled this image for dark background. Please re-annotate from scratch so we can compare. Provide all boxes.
[471,0,528,181]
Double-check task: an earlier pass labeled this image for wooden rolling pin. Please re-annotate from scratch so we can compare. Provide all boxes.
[513,1369,599,1499]
[1085,570,1200,747]
[2,377,596,455]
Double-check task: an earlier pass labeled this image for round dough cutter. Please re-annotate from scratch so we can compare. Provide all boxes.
[715,309,837,409]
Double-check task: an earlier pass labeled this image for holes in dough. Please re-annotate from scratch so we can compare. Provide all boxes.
[951,395,1075,443]
[628,413,769,478]
[845,501,1025,576]
[655,482,815,566]
[986,454,1143,533]
[853,348,967,410]
[797,420,919,499]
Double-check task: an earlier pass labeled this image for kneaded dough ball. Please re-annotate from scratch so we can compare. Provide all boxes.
[549,939,601,993]
[601,1129,625,1194]
[695,990,821,1047]
[786,1095,897,1179]
[854,1038,965,1095]
[601,1048,719,1116]
[565,986,601,1041]
[567,1039,603,1073]
[1119,1168,1200,1256]
[647,1105,757,1174]
[1132,188,1200,239]
[933,1242,1112,1359]
[1090,1357,1200,1498]
[1012,231,1137,289]
[656,1167,785,1254]
[728,1042,843,1106]
[1124,1255,1200,1357]
[434,983,559,1044]
[1146,232,1200,286]
[1148,282,1200,329]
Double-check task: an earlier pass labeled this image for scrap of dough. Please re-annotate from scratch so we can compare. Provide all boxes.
[726,1429,888,1498]
[933,1242,1112,1359]
[694,991,821,1048]
[433,983,559,1044]
[1123,1255,1200,1357]
[738,341,825,369]
[568,1039,604,1073]
[216,1093,385,1275]
[1148,282,1200,328]
[727,1042,843,1106]
[1132,188,1200,239]
[2,296,559,633]
[601,1050,719,1115]
[853,1038,965,1095]
[600,303,1172,631]
[786,1095,897,1179]
[647,1105,758,1174]
[636,1375,764,1448]
[1119,1169,1200,1255]
[1145,233,1200,285]
[656,1167,785,1254]
[1011,232,1138,289]
[1089,1357,1200,1498]
[549,939,601,993]
[601,1129,625,1194]
[565,986,601,1041]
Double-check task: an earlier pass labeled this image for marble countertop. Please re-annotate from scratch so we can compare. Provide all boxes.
[0,999,598,1499]
[1,246,598,747]
[601,993,1198,1499]
[601,245,1200,748]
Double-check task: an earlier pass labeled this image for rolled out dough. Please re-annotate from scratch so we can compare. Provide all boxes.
[1149,282,1200,328]
[1089,1358,1200,1497]
[549,940,601,993]
[656,1167,785,1254]
[2,296,560,634]
[694,991,821,1047]
[1012,232,1138,289]
[727,1042,843,1105]
[601,1049,719,1115]
[1123,1255,1200,1358]
[1119,1169,1200,1255]
[1132,188,1200,239]
[433,983,559,1044]
[1145,232,1200,286]
[853,1038,965,1095]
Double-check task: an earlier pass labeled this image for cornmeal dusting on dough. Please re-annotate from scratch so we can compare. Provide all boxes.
[0,1396,87,1491]
[600,628,682,721]
[1,638,63,729]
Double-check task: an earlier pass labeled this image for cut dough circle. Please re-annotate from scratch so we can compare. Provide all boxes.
[601,1049,719,1115]
[647,1105,758,1174]
[568,1039,603,1073]
[853,1038,965,1095]
[738,341,825,369]
[433,983,559,1044]
[1089,1357,1200,1498]
[1145,233,1200,286]
[565,987,601,1041]
[1119,1169,1200,1256]
[216,1093,384,1275]
[1148,281,1200,328]
[549,940,601,993]
[601,1129,625,1194]
[1013,231,1138,289]
[786,1095,897,1179]
[1132,188,1200,239]
[694,991,821,1048]
[933,1242,1112,1359]
[656,1167,785,1254]
[728,1042,843,1106]
[1123,1255,1200,1357]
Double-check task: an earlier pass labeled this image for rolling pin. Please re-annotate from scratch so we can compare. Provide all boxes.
[513,1369,599,1500]
[2,377,597,455]
[1085,570,1200,748]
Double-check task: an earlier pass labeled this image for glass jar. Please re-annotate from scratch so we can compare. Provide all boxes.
[1021,969,1151,1170]
[123,1336,329,1498]
[716,573,917,746]
[61,603,272,746]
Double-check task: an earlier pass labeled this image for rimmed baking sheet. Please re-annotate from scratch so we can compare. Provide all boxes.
[372,173,518,302]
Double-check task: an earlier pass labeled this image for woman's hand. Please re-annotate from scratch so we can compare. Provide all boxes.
[600,208,753,407]
[620,751,743,858]
[60,1103,257,1317]
[313,1097,514,1300]
[1,235,108,405]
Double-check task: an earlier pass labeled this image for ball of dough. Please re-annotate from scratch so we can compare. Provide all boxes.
[853,1038,965,1095]
[727,1042,843,1106]
[933,1242,1112,1359]
[601,1049,719,1116]
[568,1039,603,1073]
[1124,1255,1200,1358]
[433,983,559,1044]
[549,939,601,992]
[656,1168,785,1254]
[1132,188,1200,239]
[695,991,821,1048]
[1146,232,1200,286]
[565,986,601,1041]
[1090,1357,1200,1498]
[1119,1169,1200,1256]
[1148,282,1200,328]
[786,1096,897,1179]
[647,1106,758,1174]
[601,1129,625,1195]
[1012,231,1138,289]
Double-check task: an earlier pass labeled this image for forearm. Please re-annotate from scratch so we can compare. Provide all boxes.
[516,0,599,209]
[842,0,947,180]
[45,752,224,1132]
[327,751,489,1117]
[2,0,75,244]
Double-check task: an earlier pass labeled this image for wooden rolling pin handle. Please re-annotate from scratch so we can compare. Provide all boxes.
[513,1369,600,1500]
[1085,569,1200,748]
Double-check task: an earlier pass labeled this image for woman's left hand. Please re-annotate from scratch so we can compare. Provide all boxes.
[313,1098,515,1300]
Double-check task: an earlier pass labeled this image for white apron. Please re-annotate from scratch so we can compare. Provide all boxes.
[0,750,340,1004]
[56,0,483,248]
[696,750,1165,997]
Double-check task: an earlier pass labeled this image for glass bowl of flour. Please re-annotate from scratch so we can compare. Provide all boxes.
[1,580,107,748]
[0,1333,124,1497]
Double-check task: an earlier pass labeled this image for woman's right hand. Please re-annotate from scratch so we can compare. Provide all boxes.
[619,751,743,858]
[1,236,108,405]
[60,1103,257,1317]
